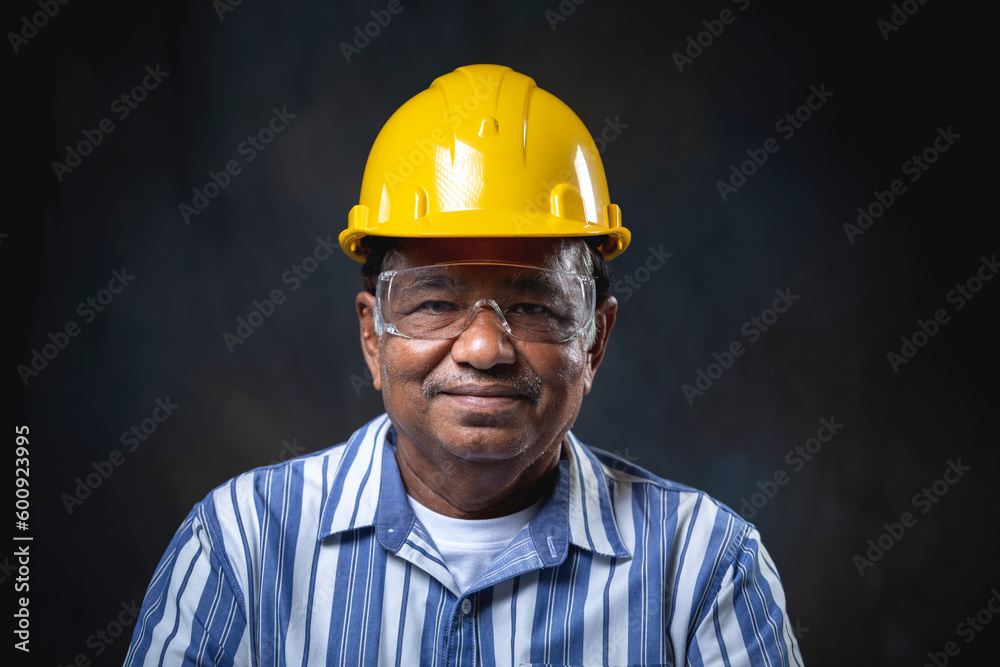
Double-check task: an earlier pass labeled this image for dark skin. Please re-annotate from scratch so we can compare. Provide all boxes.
[356,237,617,519]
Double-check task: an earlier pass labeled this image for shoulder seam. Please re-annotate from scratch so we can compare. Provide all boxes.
[688,515,753,639]
[199,488,250,620]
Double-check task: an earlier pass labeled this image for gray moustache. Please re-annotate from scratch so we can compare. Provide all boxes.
[423,370,542,402]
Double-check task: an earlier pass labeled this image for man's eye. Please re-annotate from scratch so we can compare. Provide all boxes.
[416,300,456,314]
[511,303,550,316]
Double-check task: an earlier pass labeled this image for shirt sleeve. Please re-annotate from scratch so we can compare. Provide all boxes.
[688,525,804,666]
[123,503,251,666]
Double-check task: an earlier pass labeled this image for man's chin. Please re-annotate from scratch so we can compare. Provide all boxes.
[421,411,534,461]
[433,435,531,463]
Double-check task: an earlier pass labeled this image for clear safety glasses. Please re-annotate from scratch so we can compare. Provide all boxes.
[375,261,596,343]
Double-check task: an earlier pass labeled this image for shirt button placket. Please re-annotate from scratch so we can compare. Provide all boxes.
[460,597,472,615]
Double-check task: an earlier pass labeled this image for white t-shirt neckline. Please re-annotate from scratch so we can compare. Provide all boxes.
[407,494,543,594]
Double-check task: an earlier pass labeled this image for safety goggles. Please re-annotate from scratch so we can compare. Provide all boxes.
[375,261,596,343]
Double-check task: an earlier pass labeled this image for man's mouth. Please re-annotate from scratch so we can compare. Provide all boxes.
[440,383,524,398]
[438,384,526,411]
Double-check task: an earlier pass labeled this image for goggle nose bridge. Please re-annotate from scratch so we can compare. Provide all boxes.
[457,299,515,336]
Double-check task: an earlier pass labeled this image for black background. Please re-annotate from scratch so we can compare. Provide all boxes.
[7,0,998,664]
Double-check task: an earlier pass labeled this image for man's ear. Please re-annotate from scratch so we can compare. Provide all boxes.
[582,295,617,395]
[356,291,382,391]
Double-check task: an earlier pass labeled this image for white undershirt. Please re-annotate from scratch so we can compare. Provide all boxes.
[407,495,542,593]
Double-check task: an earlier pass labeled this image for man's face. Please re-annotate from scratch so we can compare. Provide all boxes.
[356,237,616,479]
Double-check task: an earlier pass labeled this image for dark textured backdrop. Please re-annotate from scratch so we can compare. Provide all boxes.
[9,0,997,664]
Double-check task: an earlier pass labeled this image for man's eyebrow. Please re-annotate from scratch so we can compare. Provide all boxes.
[396,274,458,295]
[507,269,564,291]
[395,269,568,296]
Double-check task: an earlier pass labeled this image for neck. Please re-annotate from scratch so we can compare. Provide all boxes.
[393,432,562,519]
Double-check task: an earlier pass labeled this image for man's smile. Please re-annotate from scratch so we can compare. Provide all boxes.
[438,383,528,412]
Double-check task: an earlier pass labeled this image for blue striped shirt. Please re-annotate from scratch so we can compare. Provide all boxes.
[125,413,802,666]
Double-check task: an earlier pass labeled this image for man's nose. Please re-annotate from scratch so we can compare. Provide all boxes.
[449,302,517,369]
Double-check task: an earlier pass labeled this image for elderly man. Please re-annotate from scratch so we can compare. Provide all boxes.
[126,65,802,666]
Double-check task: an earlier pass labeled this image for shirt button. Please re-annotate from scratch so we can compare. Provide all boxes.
[460,598,472,615]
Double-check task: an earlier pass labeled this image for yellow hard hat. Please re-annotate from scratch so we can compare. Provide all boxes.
[340,64,631,262]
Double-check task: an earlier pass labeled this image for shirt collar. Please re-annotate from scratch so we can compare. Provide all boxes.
[319,413,629,560]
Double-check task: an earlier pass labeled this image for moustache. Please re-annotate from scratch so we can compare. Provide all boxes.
[422,367,542,403]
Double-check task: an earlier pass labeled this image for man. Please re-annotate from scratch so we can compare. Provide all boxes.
[125,65,802,665]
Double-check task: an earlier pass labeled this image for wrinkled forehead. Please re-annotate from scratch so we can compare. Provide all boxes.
[387,237,589,274]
